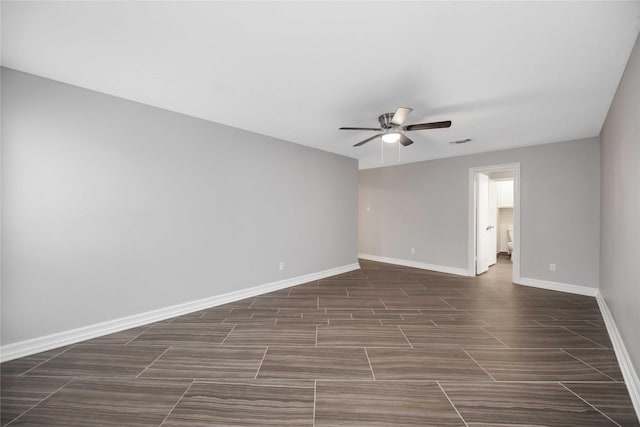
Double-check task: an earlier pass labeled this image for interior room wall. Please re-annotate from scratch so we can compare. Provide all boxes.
[1,68,358,346]
[359,137,600,288]
[600,33,640,377]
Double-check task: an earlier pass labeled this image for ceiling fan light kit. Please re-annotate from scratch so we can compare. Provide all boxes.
[381,132,401,143]
[339,106,453,149]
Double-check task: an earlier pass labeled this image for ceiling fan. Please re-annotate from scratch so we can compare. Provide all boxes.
[339,107,451,147]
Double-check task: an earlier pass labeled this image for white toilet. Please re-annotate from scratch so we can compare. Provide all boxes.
[507,228,514,259]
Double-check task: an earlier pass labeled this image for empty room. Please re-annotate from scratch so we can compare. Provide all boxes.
[1,1,639,426]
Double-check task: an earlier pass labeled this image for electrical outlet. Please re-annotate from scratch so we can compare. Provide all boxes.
[411,247,415,254]
[549,263,556,272]
[279,262,284,271]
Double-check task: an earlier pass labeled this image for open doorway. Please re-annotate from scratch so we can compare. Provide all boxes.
[467,163,520,283]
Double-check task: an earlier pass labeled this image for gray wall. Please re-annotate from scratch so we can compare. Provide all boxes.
[1,68,358,345]
[600,34,640,374]
[359,138,600,288]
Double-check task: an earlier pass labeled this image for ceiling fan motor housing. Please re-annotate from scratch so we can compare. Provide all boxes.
[378,113,396,129]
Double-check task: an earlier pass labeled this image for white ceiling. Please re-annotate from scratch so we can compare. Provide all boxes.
[2,1,639,169]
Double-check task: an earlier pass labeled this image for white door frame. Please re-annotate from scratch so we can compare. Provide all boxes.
[467,163,521,283]
[476,172,490,275]
[488,179,498,267]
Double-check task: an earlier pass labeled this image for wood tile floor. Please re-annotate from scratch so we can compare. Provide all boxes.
[2,258,638,426]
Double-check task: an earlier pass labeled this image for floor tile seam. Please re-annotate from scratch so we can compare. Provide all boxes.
[218,344,319,348]
[237,376,438,384]
[20,374,191,381]
[461,348,497,382]
[454,290,468,298]
[254,346,269,379]
[21,345,76,376]
[363,348,376,380]
[307,379,620,384]
[528,326,604,332]
[4,376,75,426]
[560,326,608,349]
[325,344,505,349]
[561,298,587,308]
[89,375,257,381]
[223,319,276,326]
[158,379,195,426]
[478,327,511,348]
[310,378,444,384]
[45,375,619,384]
[536,320,603,328]
[136,346,173,378]
[192,380,314,389]
[218,324,237,347]
[559,349,618,382]
[2,373,72,383]
[396,326,414,348]
[456,346,616,351]
[493,380,623,384]
[436,380,470,427]
[559,382,622,427]
[124,324,157,345]
[312,380,317,427]
[440,297,459,310]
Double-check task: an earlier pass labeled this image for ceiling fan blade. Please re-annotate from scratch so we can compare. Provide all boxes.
[403,120,452,131]
[353,133,383,147]
[339,127,382,131]
[391,107,413,125]
[399,134,414,147]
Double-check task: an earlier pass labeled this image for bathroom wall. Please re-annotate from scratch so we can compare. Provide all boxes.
[498,208,514,253]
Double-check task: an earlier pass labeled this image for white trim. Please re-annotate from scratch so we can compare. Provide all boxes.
[596,292,640,419]
[0,263,360,362]
[516,277,598,297]
[468,163,521,283]
[358,253,472,277]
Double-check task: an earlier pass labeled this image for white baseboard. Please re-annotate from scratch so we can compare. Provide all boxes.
[0,262,360,363]
[596,292,640,419]
[358,253,472,277]
[517,277,598,297]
